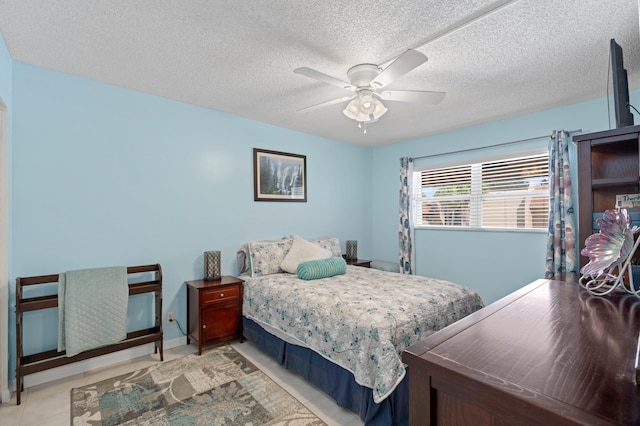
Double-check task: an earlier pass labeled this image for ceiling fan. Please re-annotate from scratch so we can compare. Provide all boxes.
[294,49,445,128]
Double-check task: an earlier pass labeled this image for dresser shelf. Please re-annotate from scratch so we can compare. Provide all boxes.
[574,125,640,268]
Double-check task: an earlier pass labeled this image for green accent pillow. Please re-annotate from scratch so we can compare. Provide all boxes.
[297,257,347,280]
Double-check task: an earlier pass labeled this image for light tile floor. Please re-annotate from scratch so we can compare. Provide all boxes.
[0,339,362,426]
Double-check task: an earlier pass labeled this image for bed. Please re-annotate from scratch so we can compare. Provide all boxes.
[237,236,484,425]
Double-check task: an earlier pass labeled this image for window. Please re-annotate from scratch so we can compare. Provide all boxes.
[414,151,549,230]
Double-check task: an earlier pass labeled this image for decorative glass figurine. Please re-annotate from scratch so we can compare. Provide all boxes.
[579,208,640,297]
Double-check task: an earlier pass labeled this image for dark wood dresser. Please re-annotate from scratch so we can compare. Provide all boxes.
[403,279,640,425]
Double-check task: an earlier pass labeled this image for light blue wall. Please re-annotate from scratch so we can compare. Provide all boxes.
[372,92,640,305]
[0,32,12,255]
[8,62,372,382]
[0,31,13,398]
[0,33,10,103]
[0,33,12,271]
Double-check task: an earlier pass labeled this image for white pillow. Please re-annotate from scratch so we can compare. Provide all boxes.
[281,235,332,274]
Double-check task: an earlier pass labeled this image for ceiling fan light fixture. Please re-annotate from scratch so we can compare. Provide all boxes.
[342,91,388,123]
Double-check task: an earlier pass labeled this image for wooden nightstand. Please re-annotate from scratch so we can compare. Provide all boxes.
[345,258,371,268]
[186,276,244,355]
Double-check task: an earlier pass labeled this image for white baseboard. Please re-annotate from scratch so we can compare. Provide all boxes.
[11,337,187,391]
[1,387,10,403]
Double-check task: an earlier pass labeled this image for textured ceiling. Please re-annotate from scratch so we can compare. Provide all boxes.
[0,0,639,146]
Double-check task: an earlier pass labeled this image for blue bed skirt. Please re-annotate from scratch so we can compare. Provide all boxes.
[242,316,409,426]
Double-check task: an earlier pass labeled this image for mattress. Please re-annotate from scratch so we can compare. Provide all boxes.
[242,265,484,403]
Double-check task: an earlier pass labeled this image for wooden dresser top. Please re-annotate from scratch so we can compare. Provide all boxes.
[404,279,640,425]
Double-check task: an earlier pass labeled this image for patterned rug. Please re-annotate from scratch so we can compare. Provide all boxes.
[70,343,326,425]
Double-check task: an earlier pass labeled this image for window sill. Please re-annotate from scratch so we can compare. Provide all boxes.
[414,226,547,234]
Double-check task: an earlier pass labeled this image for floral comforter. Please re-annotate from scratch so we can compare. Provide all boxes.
[243,266,484,403]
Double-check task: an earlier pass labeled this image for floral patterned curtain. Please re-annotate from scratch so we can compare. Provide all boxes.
[545,130,577,278]
[399,157,415,274]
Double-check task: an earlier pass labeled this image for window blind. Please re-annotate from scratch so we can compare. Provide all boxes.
[414,152,549,230]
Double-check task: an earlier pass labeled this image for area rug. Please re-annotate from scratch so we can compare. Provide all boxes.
[70,343,327,425]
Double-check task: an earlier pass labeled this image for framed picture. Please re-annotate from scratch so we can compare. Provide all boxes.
[253,148,307,202]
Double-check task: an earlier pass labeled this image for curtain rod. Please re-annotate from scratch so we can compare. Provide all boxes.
[410,129,582,161]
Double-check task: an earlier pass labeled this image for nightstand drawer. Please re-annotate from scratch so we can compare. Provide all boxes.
[202,286,240,305]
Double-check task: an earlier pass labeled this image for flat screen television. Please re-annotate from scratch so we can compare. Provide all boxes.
[610,38,634,128]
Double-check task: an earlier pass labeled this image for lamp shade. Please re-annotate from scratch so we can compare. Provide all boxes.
[343,98,361,120]
[346,240,358,260]
[204,250,221,280]
[372,100,387,119]
[359,92,376,114]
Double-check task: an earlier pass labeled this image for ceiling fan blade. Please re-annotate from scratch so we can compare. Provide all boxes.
[379,90,446,105]
[371,49,428,88]
[294,67,355,90]
[297,95,355,113]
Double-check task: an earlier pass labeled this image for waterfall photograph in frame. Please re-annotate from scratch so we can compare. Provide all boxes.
[253,148,307,202]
